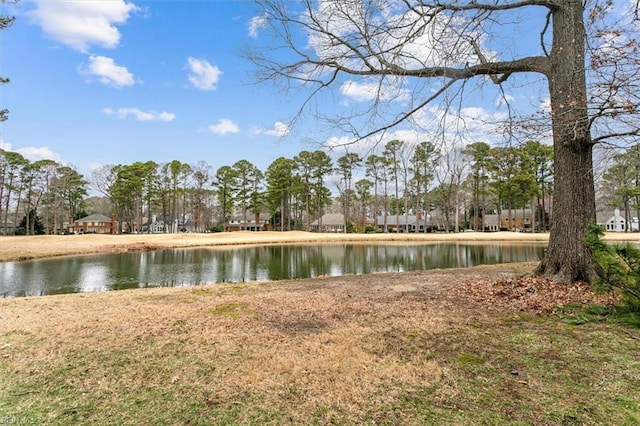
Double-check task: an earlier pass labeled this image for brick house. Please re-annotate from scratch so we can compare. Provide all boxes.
[67,214,117,234]
[484,209,534,232]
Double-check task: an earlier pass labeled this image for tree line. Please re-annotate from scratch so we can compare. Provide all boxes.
[2,139,557,235]
[0,149,87,235]
[93,139,554,234]
[13,136,640,238]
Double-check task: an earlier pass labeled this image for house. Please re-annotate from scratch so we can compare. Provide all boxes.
[178,219,198,233]
[142,215,167,233]
[598,208,639,232]
[228,213,271,231]
[375,215,426,233]
[606,209,627,232]
[170,216,199,233]
[67,214,116,234]
[311,213,346,232]
[483,209,534,232]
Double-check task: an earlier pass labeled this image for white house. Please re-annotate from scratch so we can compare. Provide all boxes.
[604,208,627,232]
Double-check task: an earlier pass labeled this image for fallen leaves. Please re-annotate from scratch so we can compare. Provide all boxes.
[452,275,620,315]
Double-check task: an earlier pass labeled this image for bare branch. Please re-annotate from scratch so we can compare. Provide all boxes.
[469,38,512,84]
[540,10,552,57]
[353,78,459,142]
[407,0,560,13]
[251,0,553,146]
[592,130,640,145]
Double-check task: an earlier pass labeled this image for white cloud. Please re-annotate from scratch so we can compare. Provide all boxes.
[16,146,63,163]
[323,130,425,154]
[104,107,175,122]
[410,104,508,147]
[28,0,138,52]
[187,57,222,91]
[324,135,355,148]
[301,2,496,119]
[248,14,267,38]
[208,118,240,135]
[80,56,135,88]
[268,121,290,137]
[0,140,63,163]
[495,94,515,107]
[340,80,410,102]
[253,121,290,137]
[307,4,482,73]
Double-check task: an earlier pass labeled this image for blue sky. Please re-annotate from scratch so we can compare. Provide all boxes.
[0,0,560,180]
[0,0,311,177]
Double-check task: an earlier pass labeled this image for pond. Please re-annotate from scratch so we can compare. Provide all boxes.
[0,242,546,298]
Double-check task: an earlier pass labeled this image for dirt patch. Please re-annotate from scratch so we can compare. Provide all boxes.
[123,242,162,252]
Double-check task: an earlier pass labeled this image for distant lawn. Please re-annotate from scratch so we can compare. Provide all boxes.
[1,264,639,425]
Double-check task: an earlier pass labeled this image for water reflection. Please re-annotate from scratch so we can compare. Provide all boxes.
[0,243,545,297]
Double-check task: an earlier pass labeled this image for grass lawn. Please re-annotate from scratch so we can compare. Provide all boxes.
[1,263,639,425]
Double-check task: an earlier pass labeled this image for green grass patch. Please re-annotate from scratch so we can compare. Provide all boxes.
[209,301,252,318]
[457,352,485,365]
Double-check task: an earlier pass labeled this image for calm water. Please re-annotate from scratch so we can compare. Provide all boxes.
[0,243,546,298]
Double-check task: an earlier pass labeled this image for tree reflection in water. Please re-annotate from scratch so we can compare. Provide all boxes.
[0,243,545,297]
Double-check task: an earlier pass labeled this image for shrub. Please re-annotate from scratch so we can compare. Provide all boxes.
[346,221,355,233]
[585,225,640,313]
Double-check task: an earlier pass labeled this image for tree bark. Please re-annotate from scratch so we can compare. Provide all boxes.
[535,1,597,283]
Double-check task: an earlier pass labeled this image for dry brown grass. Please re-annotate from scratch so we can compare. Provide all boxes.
[0,265,506,421]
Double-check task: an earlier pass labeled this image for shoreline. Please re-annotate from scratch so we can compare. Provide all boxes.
[0,230,638,262]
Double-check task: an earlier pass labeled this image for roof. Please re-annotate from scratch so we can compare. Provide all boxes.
[484,209,534,224]
[595,209,637,225]
[484,215,500,226]
[311,213,345,226]
[75,214,112,223]
[230,212,271,222]
[496,209,534,218]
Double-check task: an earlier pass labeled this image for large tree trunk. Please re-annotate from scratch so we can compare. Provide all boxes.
[536,1,597,283]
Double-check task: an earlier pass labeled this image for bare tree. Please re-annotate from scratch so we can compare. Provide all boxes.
[250,0,640,283]
[91,165,117,200]
[191,161,213,232]
[433,147,467,232]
